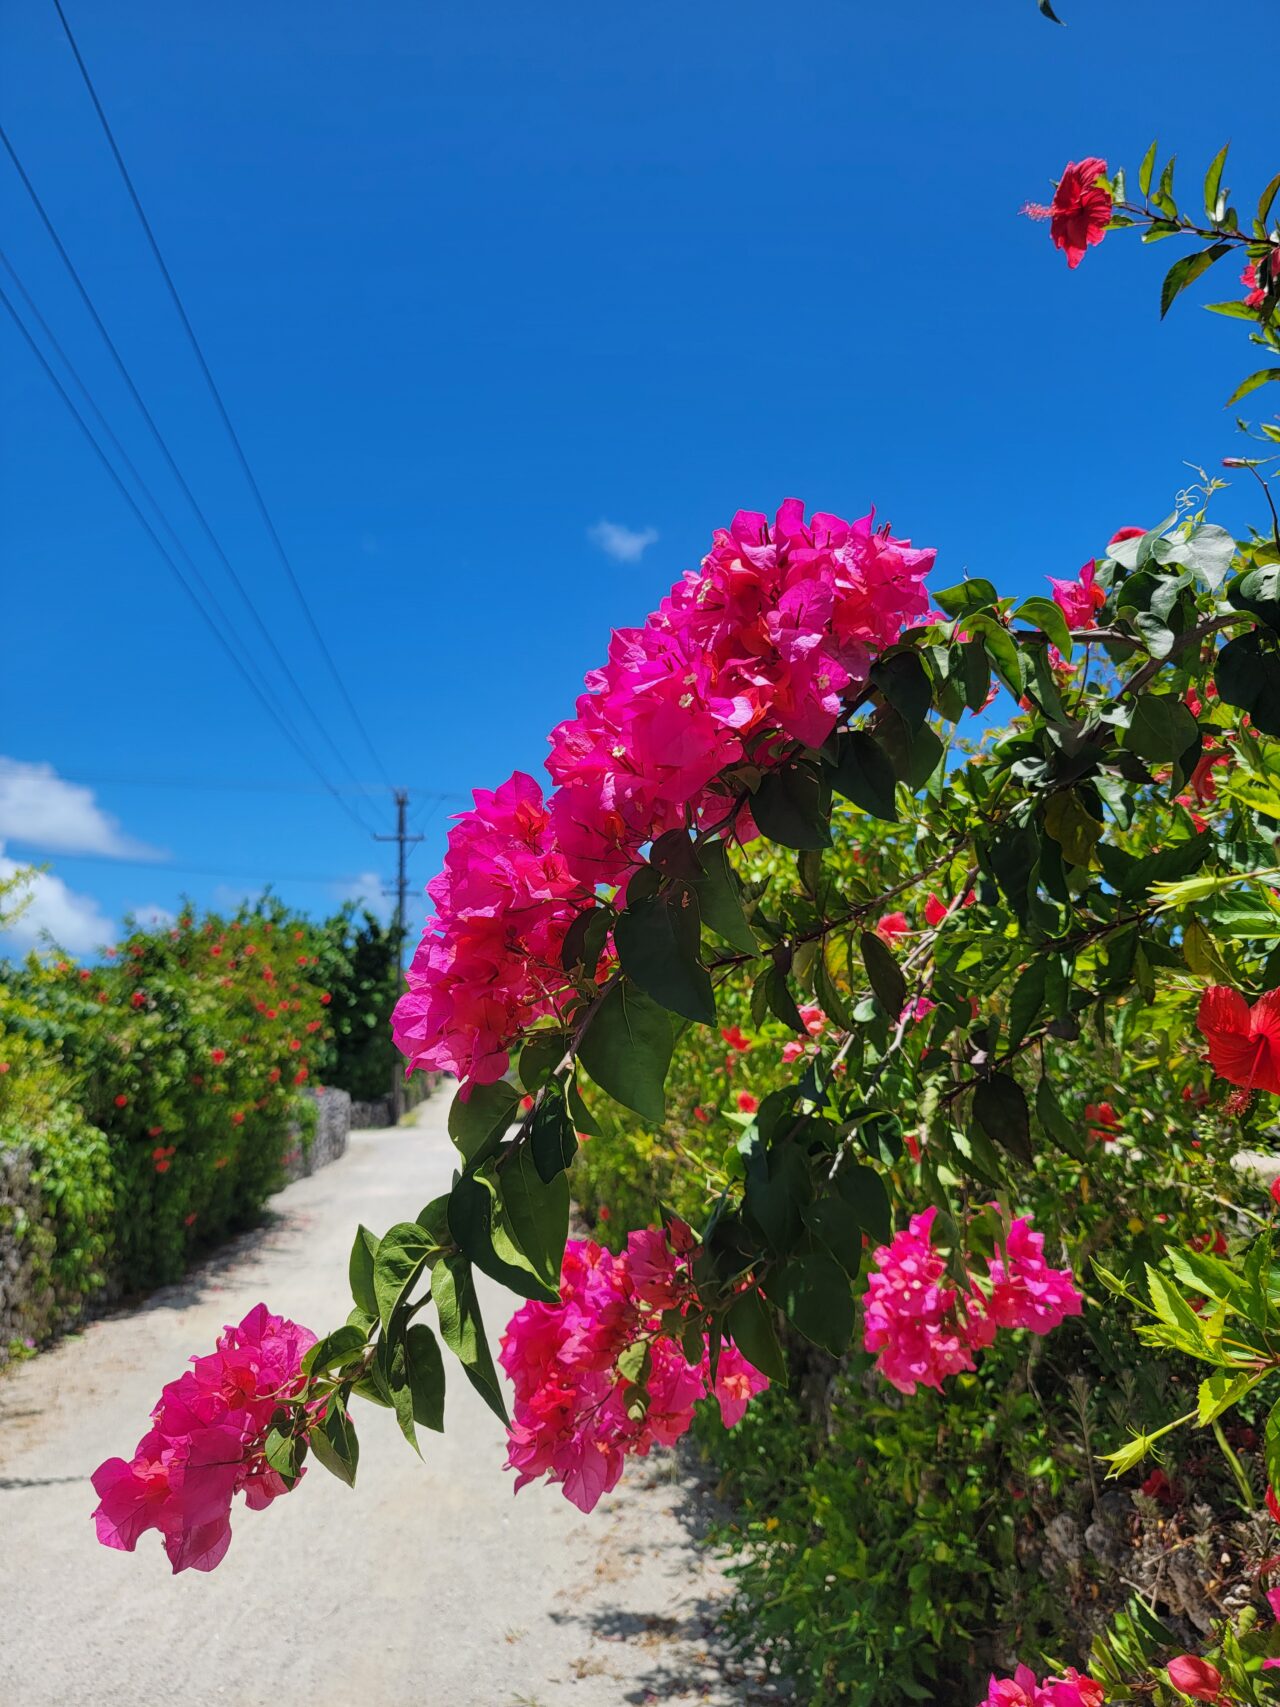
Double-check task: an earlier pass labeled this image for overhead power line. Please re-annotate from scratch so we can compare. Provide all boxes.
[0,123,382,816]
[0,282,380,840]
[51,0,393,789]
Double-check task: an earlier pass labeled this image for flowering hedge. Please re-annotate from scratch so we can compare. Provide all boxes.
[90,137,1280,1706]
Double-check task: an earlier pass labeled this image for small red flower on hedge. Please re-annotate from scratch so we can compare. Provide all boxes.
[1197,985,1280,1095]
[319,992,331,1005]
[231,1112,245,1126]
[268,1067,281,1083]
[1166,1655,1223,1701]
[721,1026,751,1052]
[305,1020,321,1034]
[114,1094,128,1108]
[293,1068,308,1085]
[1024,158,1112,269]
[877,912,910,942]
[154,1159,170,1174]
[737,1092,759,1114]
[210,1049,226,1065]
[288,1039,301,1052]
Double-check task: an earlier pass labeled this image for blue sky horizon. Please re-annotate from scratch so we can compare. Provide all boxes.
[0,0,1272,956]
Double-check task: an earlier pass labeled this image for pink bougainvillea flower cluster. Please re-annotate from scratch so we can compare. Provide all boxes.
[979,1664,1103,1706]
[394,501,935,1091]
[863,1207,1082,1395]
[391,771,595,1087]
[90,1303,316,1574]
[1023,157,1112,270]
[499,1231,768,1513]
[1048,559,1106,631]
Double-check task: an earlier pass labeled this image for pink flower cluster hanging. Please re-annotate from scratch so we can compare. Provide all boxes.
[499,1230,769,1512]
[979,1664,1103,1706]
[862,1207,1082,1395]
[90,1303,316,1573]
[394,500,935,1091]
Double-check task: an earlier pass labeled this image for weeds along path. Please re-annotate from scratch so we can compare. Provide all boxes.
[0,1097,783,1707]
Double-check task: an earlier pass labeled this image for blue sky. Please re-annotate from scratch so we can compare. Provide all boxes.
[0,0,1272,955]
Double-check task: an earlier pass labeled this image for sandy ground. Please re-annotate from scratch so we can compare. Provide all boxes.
[0,1096,786,1707]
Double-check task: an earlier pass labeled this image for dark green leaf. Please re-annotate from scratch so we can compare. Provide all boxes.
[1216,631,1280,736]
[829,731,898,822]
[877,711,945,792]
[1160,244,1232,318]
[859,930,906,1017]
[578,979,673,1123]
[834,1163,891,1243]
[433,1252,508,1424]
[725,1289,787,1382]
[448,1171,557,1302]
[934,577,999,619]
[973,1074,1033,1166]
[1204,143,1228,221]
[530,1092,578,1183]
[615,887,715,1025]
[752,761,832,851]
[764,963,807,1034]
[498,1145,569,1294]
[1231,565,1280,631]
[1123,694,1199,764]
[870,651,932,728]
[1119,828,1212,900]
[764,1254,854,1355]
[803,1196,864,1278]
[405,1323,446,1433]
[302,1324,368,1378]
[1138,139,1158,199]
[448,1080,518,1168]
[1014,596,1073,660]
[309,1396,359,1488]
[374,1221,438,1329]
[348,1224,379,1317]
[1035,1076,1087,1161]
[1006,958,1048,1052]
[693,840,757,953]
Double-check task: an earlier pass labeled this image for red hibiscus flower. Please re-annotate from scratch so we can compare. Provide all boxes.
[737,1092,760,1114]
[721,1026,751,1052]
[1025,158,1112,269]
[1197,986,1280,1095]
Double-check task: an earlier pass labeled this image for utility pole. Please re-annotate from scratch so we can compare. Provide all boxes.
[375,790,424,1118]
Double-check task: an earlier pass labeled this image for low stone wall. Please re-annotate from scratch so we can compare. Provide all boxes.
[280,1086,352,1183]
[349,1074,441,1130]
[0,1145,58,1355]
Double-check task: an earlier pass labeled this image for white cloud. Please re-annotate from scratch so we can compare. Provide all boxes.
[336,870,391,922]
[0,758,162,859]
[0,849,115,955]
[588,520,659,564]
[131,902,176,930]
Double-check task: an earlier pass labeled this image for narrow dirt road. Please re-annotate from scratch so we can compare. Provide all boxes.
[0,1097,784,1707]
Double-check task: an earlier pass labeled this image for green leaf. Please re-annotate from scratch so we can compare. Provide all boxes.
[264,1425,301,1486]
[1204,143,1229,221]
[1226,368,1280,406]
[302,1324,368,1378]
[972,1074,1032,1166]
[988,824,1039,922]
[448,1171,557,1302]
[725,1289,787,1382]
[870,651,932,729]
[934,577,999,619]
[1123,693,1199,764]
[968,615,1026,698]
[374,1221,438,1329]
[1266,1398,1280,1495]
[529,1092,578,1183]
[877,711,944,792]
[1231,565,1280,630]
[309,1395,359,1488]
[432,1252,508,1425]
[1014,596,1072,660]
[692,840,757,953]
[1159,243,1232,318]
[1215,631,1280,737]
[1138,139,1158,199]
[376,1329,421,1452]
[1119,829,1212,900]
[829,731,899,822]
[1006,958,1048,1052]
[448,1080,519,1168]
[348,1224,379,1317]
[1036,1076,1087,1161]
[802,1196,865,1279]
[1145,1265,1209,1351]
[859,930,906,1017]
[1198,1369,1259,1428]
[764,1254,854,1355]
[1169,523,1236,591]
[752,760,832,851]
[834,1163,892,1244]
[763,963,807,1034]
[405,1323,446,1433]
[497,1145,569,1295]
[1037,0,1063,22]
[578,979,673,1123]
[1043,790,1102,867]
[1258,171,1280,230]
[615,887,715,1025]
